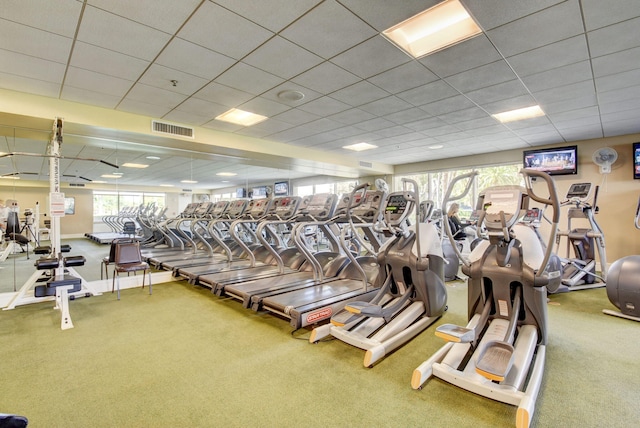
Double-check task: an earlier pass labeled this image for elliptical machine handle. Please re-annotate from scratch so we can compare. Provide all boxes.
[520,168,561,277]
[441,171,478,268]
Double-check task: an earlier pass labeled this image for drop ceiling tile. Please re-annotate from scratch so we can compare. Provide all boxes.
[234,118,294,138]
[591,47,640,78]
[581,0,640,31]
[368,61,439,94]
[0,49,66,83]
[161,109,212,127]
[1,0,82,37]
[359,96,413,116]
[330,35,411,79]
[337,0,438,32]
[193,82,254,107]
[540,94,598,115]
[117,98,172,117]
[466,80,530,106]
[329,81,390,107]
[70,41,150,80]
[558,125,604,141]
[547,106,600,123]
[214,62,284,96]
[281,0,377,59]
[534,81,596,106]
[486,0,583,57]
[243,36,323,80]
[173,97,228,118]
[156,38,236,81]
[297,96,351,116]
[325,125,368,140]
[595,69,640,93]
[405,116,449,132]
[481,94,538,115]
[177,2,274,60]
[445,60,518,93]
[456,118,503,133]
[420,35,502,78]
[291,61,361,94]
[437,107,490,125]
[507,35,589,78]
[422,124,464,138]
[201,120,244,133]
[421,95,477,116]
[0,72,60,98]
[0,19,73,63]
[267,125,322,143]
[272,108,320,126]
[239,97,291,117]
[462,0,565,31]
[214,0,321,33]
[602,118,640,137]
[552,115,602,131]
[88,0,202,33]
[507,119,555,132]
[384,108,430,125]
[139,64,209,96]
[125,82,188,108]
[397,80,459,107]
[587,17,640,58]
[64,66,133,97]
[355,118,396,132]
[326,108,376,125]
[77,6,171,61]
[521,61,593,92]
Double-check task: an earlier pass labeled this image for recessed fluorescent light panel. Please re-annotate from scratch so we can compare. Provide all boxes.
[146,156,161,160]
[160,184,174,187]
[382,0,482,58]
[122,163,149,168]
[343,142,378,152]
[216,172,237,177]
[215,108,268,126]
[1,175,20,180]
[180,180,198,184]
[101,174,121,179]
[493,105,545,123]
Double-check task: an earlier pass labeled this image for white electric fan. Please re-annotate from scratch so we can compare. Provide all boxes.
[592,147,618,174]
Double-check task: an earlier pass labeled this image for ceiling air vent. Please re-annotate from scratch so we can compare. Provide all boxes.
[152,120,194,139]
[359,160,373,168]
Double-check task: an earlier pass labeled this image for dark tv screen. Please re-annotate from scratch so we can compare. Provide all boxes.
[634,142,640,179]
[274,181,289,196]
[236,188,246,198]
[523,145,578,176]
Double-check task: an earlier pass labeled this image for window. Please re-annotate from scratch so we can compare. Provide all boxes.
[395,163,523,220]
[93,191,165,217]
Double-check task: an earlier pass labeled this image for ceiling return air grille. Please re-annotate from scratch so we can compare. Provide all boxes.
[151,120,195,138]
[359,160,373,168]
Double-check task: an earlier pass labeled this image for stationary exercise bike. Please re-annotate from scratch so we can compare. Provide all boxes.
[411,169,562,428]
[552,182,607,292]
[603,195,640,322]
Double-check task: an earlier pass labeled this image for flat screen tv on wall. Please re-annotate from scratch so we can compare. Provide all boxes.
[633,142,640,179]
[274,181,289,196]
[523,145,578,176]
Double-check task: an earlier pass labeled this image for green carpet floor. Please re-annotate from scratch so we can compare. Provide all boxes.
[1,278,639,427]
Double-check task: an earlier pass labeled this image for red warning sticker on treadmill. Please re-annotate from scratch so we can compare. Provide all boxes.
[307,307,332,324]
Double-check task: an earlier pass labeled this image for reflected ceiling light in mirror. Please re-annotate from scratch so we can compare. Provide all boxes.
[428,144,444,149]
[146,156,161,160]
[382,0,482,58]
[215,108,268,126]
[180,180,198,184]
[216,172,237,176]
[122,162,149,168]
[101,174,121,178]
[160,184,174,187]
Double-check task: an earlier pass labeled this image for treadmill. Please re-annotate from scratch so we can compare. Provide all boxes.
[141,202,200,258]
[219,192,346,306]
[256,184,387,329]
[171,196,301,277]
[195,196,308,290]
[145,201,217,268]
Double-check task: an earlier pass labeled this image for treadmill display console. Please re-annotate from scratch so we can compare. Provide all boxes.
[385,194,409,222]
[566,182,591,199]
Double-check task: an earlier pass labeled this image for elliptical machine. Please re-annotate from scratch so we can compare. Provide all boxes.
[411,169,562,428]
[603,195,640,322]
[552,182,607,292]
[316,178,447,368]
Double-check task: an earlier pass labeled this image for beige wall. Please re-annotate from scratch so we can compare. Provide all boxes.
[395,133,640,263]
[0,184,93,236]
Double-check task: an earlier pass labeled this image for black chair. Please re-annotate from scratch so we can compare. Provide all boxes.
[111,240,151,300]
[0,413,28,428]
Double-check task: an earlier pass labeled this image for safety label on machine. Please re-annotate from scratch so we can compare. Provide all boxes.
[498,299,508,317]
[50,192,66,217]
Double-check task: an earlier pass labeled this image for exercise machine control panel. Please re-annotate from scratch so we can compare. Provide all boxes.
[566,182,592,200]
